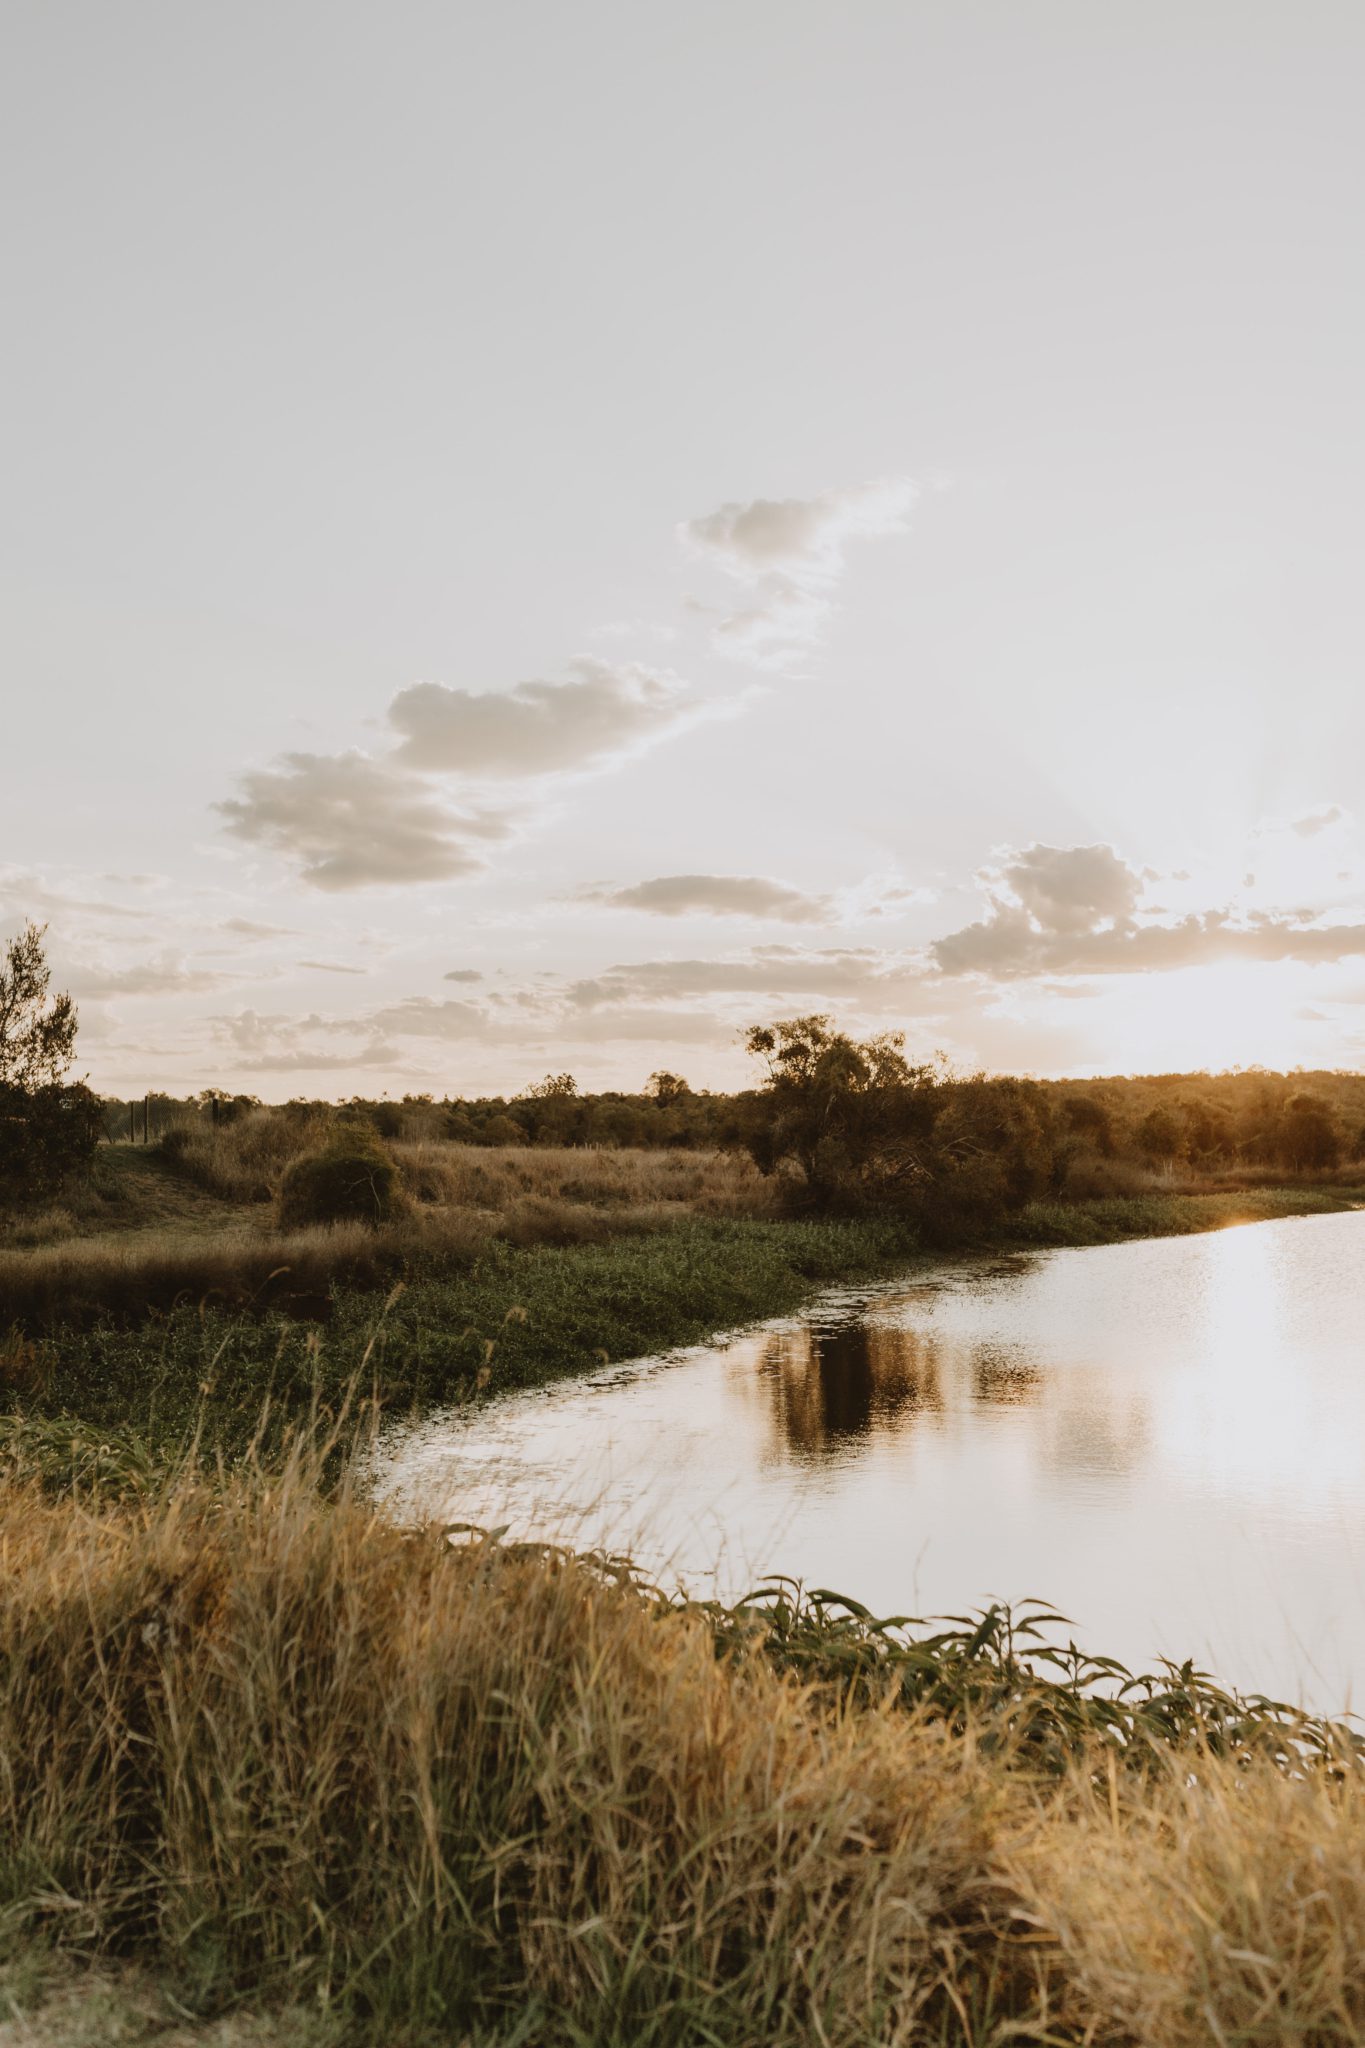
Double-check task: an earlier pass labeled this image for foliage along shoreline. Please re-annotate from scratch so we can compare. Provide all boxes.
[5,1184,1362,1483]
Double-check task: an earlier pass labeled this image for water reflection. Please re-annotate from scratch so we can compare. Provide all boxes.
[373,1211,1365,1714]
[754,1321,943,1458]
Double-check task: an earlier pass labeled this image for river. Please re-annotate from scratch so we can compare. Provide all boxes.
[372,1209,1365,1714]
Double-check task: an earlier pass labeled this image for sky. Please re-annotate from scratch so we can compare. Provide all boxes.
[4,1,1365,1100]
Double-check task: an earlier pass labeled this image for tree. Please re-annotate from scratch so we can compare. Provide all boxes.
[1277,1092,1340,1174]
[740,1015,938,1204]
[0,922,101,1208]
[647,1070,690,1106]
[525,1073,578,1099]
[0,923,77,1088]
[1136,1106,1184,1166]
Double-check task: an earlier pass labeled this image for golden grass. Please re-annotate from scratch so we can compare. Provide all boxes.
[0,1144,773,1329]
[390,1140,771,1218]
[2,1450,1365,2044]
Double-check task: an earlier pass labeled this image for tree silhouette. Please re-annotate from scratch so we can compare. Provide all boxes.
[0,922,78,1090]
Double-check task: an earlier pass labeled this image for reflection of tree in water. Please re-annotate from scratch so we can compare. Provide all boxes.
[759,1320,944,1459]
[970,1344,1041,1405]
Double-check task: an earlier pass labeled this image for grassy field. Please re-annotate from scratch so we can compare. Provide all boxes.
[0,1446,1363,2047]
[2,1138,1362,1466]
[5,1137,1365,2040]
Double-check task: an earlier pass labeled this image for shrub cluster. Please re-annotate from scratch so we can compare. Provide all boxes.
[0,1081,104,1210]
[276,1125,405,1230]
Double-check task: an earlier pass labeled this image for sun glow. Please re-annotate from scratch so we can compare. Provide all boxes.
[1057,961,1343,1077]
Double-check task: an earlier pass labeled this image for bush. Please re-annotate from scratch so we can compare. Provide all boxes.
[0,1082,104,1211]
[276,1128,404,1230]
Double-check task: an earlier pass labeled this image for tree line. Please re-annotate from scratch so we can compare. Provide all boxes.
[5,923,1365,1220]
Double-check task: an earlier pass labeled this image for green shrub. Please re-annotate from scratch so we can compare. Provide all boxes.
[0,1082,104,1211]
[276,1128,403,1230]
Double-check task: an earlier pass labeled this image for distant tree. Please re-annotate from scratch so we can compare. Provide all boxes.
[1061,1094,1116,1157]
[1276,1093,1340,1174]
[647,1070,690,1106]
[525,1073,578,1099]
[479,1112,528,1147]
[0,922,77,1088]
[1136,1106,1184,1165]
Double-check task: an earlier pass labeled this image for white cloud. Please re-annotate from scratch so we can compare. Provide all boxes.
[997,843,1141,934]
[680,478,918,670]
[366,996,490,1041]
[566,947,910,1007]
[932,841,1365,978]
[224,917,298,938]
[581,873,834,924]
[388,658,710,776]
[681,479,917,584]
[216,752,509,892]
[1292,804,1345,838]
[64,954,231,998]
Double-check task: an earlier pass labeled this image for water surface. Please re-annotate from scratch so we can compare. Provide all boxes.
[373,1210,1365,1713]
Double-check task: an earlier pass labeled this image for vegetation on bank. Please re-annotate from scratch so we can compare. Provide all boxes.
[5,1188,1363,1465]
[1,1446,1363,2047]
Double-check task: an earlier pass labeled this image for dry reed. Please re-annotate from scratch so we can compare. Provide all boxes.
[2,1448,1365,2043]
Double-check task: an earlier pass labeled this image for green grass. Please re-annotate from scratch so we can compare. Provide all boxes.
[1003,1182,1365,1247]
[8,1190,1363,1470]
[6,1216,920,1461]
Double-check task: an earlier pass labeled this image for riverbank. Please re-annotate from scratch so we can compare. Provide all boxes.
[0,1448,1360,2048]
[5,1183,1362,1478]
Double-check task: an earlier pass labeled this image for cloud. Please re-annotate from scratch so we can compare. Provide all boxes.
[582,873,833,924]
[932,841,1365,978]
[224,917,298,939]
[64,954,230,998]
[389,659,710,776]
[0,869,158,926]
[680,479,917,669]
[996,844,1141,934]
[443,969,483,984]
[560,1007,729,1045]
[1292,804,1344,838]
[298,959,367,976]
[215,1008,402,1071]
[234,1044,398,1073]
[221,657,727,893]
[216,752,508,892]
[567,948,908,1008]
[365,997,490,1041]
[681,480,917,584]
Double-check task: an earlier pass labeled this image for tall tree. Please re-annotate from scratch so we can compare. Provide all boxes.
[0,922,78,1090]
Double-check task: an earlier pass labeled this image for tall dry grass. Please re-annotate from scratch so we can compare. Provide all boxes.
[0,1210,495,1329]
[159,1109,331,1204]
[1,1448,1363,2043]
[0,1142,773,1330]
[157,1113,770,1219]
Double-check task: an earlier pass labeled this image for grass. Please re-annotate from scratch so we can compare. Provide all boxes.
[1,1443,1363,2046]
[1001,1182,1365,1247]
[7,1145,1365,2040]
[4,1156,1364,1465]
[1,1215,923,1461]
